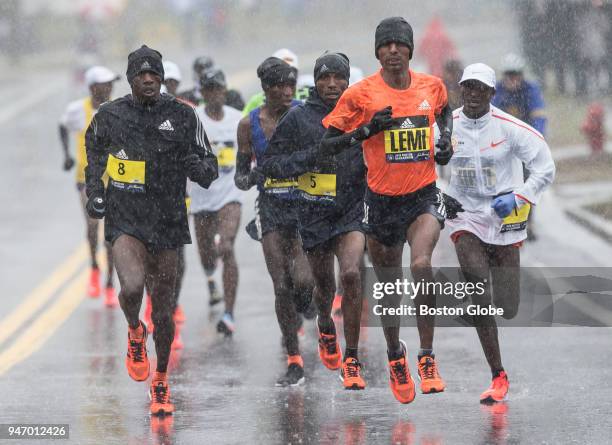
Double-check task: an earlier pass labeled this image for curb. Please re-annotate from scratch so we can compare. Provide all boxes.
[565,206,612,244]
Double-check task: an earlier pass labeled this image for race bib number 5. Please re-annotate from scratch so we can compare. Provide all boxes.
[384,115,431,163]
[297,172,336,197]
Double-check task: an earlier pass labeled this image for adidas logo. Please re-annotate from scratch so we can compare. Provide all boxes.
[158,120,174,131]
[115,149,128,160]
[417,99,431,111]
[320,64,329,73]
[141,61,151,70]
[400,118,415,129]
[288,71,296,79]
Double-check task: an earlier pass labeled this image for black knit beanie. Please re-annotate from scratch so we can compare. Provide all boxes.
[314,52,350,82]
[375,17,414,59]
[126,45,164,84]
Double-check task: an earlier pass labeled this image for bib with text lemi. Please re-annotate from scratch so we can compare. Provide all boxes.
[384,115,431,163]
[297,172,336,201]
[106,154,146,193]
[500,202,531,233]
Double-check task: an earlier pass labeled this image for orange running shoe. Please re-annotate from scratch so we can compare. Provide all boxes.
[480,371,509,404]
[87,268,101,298]
[173,305,186,324]
[104,286,119,307]
[150,379,175,415]
[416,355,446,394]
[317,321,342,370]
[388,340,416,404]
[340,357,366,390]
[144,294,154,333]
[126,321,150,381]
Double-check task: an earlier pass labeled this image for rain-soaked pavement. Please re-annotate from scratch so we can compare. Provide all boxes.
[2,20,612,445]
[3,222,612,445]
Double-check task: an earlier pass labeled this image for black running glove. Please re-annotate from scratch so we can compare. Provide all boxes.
[183,153,218,189]
[319,107,394,157]
[355,106,394,140]
[443,193,464,220]
[435,130,453,165]
[248,166,266,188]
[86,194,106,219]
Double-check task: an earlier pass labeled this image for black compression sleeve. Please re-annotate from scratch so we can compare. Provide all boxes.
[435,104,453,136]
[319,126,368,156]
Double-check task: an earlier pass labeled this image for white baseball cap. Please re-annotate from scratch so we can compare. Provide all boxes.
[273,48,299,69]
[163,61,182,82]
[459,63,496,88]
[85,65,120,87]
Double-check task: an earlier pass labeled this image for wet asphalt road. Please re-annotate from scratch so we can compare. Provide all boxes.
[2,16,612,445]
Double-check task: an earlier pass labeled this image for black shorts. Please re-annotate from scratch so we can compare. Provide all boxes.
[299,201,364,252]
[256,193,299,238]
[362,182,445,247]
[105,224,190,254]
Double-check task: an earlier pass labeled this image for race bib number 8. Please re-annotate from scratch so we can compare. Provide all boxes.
[297,172,336,197]
[384,115,431,163]
[106,154,146,184]
[500,202,531,233]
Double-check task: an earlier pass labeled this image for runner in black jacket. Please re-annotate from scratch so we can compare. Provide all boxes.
[259,52,368,389]
[85,45,218,416]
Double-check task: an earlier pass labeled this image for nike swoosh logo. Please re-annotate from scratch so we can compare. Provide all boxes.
[491,139,506,148]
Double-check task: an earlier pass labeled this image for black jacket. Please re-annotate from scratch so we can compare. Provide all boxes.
[85,93,217,248]
[261,89,366,215]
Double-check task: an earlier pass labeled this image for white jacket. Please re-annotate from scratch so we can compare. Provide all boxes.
[446,105,555,245]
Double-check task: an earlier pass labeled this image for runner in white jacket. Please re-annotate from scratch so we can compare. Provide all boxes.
[445,63,555,404]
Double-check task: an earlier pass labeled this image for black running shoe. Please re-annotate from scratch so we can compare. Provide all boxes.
[216,313,235,337]
[276,356,305,387]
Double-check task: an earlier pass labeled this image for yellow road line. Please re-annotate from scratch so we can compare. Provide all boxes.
[0,268,89,377]
[0,242,88,348]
